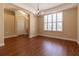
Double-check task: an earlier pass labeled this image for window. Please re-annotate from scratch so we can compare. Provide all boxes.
[44,12,63,31]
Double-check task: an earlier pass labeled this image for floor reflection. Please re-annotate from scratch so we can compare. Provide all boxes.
[42,41,66,56]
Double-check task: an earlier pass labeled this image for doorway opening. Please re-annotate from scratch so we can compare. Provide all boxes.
[4,6,30,38]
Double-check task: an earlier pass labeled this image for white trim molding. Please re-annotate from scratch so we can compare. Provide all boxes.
[29,34,39,38]
[77,41,79,45]
[4,33,28,39]
[0,43,4,47]
[77,5,79,45]
[23,33,28,35]
[12,3,36,14]
[39,34,77,42]
[4,35,18,38]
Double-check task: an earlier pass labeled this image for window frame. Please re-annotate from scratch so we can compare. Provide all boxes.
[43,11,64,32]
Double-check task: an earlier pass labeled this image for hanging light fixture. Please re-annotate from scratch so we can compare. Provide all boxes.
[37,3,40,16]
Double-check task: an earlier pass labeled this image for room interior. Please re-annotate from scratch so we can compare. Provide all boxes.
[0,3,79,56]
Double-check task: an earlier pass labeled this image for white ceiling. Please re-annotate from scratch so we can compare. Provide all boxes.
[13,3,78,15]
[13,3,67,14]
[24,3,63,12]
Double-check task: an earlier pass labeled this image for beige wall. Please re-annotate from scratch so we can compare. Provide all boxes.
[38,7,77,40]
[29,13,38,38]
[0,4,4,46]
[15,11,29,35]
[4,9,16,37]
[24,15,29,34]
[77,6,79,44]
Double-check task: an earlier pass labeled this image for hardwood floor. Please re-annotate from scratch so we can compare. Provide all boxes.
[0,35,79,56]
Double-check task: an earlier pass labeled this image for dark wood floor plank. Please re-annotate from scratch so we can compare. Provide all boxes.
[0,35,79,56]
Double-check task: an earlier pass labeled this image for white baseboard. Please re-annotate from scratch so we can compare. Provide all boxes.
[23,33,28,35]
[39,34,77,42]
[0,43,4,47]
[17,33,28,36]
[4,33,28,39]
[4,35,18,38]
[29,34,39,38]
[77,41,79,45]
[4,33,78,44]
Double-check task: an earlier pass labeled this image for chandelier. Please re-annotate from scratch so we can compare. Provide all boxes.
[37,3,40,16]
